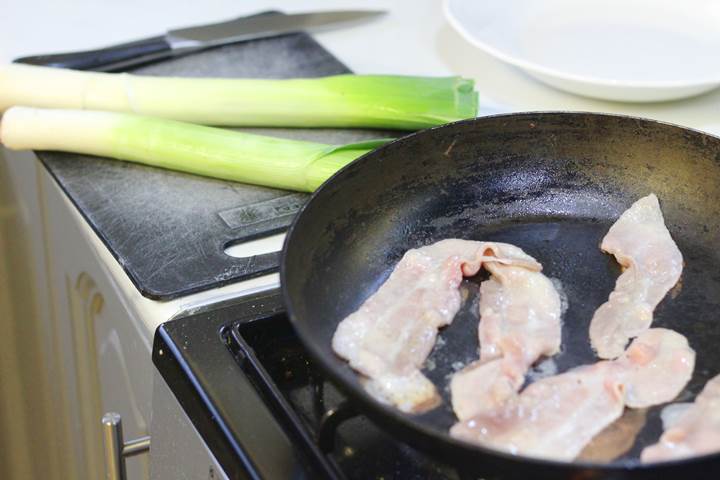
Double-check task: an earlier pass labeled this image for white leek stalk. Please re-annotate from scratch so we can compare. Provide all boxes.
[0,64,477,130]
[0,107,389,191]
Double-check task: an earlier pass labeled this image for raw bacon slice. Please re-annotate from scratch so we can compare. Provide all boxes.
[642,374,720,462]
[451,263,562,420]
[614,328,695,408]
[479,263,562,364]
[451,362,625,461]
[590,194,683,359]
[450,357,525,421]
[451,329,694,461]
[332,239,539,413]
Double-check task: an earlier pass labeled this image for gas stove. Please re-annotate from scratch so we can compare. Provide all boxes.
[152,289,460,479]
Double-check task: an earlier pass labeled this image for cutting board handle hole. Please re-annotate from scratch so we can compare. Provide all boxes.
[224,233,286,259]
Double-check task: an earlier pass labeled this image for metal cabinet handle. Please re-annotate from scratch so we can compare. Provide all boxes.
[101,412,151,480]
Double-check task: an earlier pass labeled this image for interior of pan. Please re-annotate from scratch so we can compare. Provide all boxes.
[281,112,720,471]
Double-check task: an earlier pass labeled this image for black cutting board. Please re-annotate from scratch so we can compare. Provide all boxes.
[38,33,390,300]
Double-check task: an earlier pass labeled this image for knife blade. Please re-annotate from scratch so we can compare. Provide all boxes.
[14,10,385,72]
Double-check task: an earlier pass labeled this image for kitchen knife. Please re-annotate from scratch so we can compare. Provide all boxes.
[14,10,385,72]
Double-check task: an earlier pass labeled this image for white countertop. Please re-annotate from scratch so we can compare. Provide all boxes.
[3,0,720,339]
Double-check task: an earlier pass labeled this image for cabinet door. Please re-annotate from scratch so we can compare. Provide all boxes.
[0,150,67,479]
[40,169,152,480]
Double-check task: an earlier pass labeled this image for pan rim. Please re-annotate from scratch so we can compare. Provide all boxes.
[280,111,720,472]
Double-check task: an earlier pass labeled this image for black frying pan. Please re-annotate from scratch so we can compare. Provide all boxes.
[281,112,720,479]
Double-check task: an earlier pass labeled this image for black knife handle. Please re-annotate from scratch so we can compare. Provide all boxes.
[14,35,172,71]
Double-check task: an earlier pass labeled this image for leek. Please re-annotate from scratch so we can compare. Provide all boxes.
[0,107,390,191]
[0,64,477,130]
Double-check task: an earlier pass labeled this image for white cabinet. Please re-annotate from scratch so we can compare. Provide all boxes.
[0,151,152,479]
[40,166,153,479]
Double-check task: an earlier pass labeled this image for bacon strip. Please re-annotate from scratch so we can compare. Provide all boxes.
[642,374,720,462]
[590,194,683,359]
[451,263,562,420]
[451,329,694,461]
[332,239,539,413]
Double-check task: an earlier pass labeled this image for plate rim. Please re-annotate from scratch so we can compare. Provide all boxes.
[443,0,720,90]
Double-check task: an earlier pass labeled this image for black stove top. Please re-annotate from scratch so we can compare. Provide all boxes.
[153,289,458,480]
[152,287,720,480]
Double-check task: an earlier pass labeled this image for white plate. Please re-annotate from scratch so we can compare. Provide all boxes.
[444,0,720,102]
